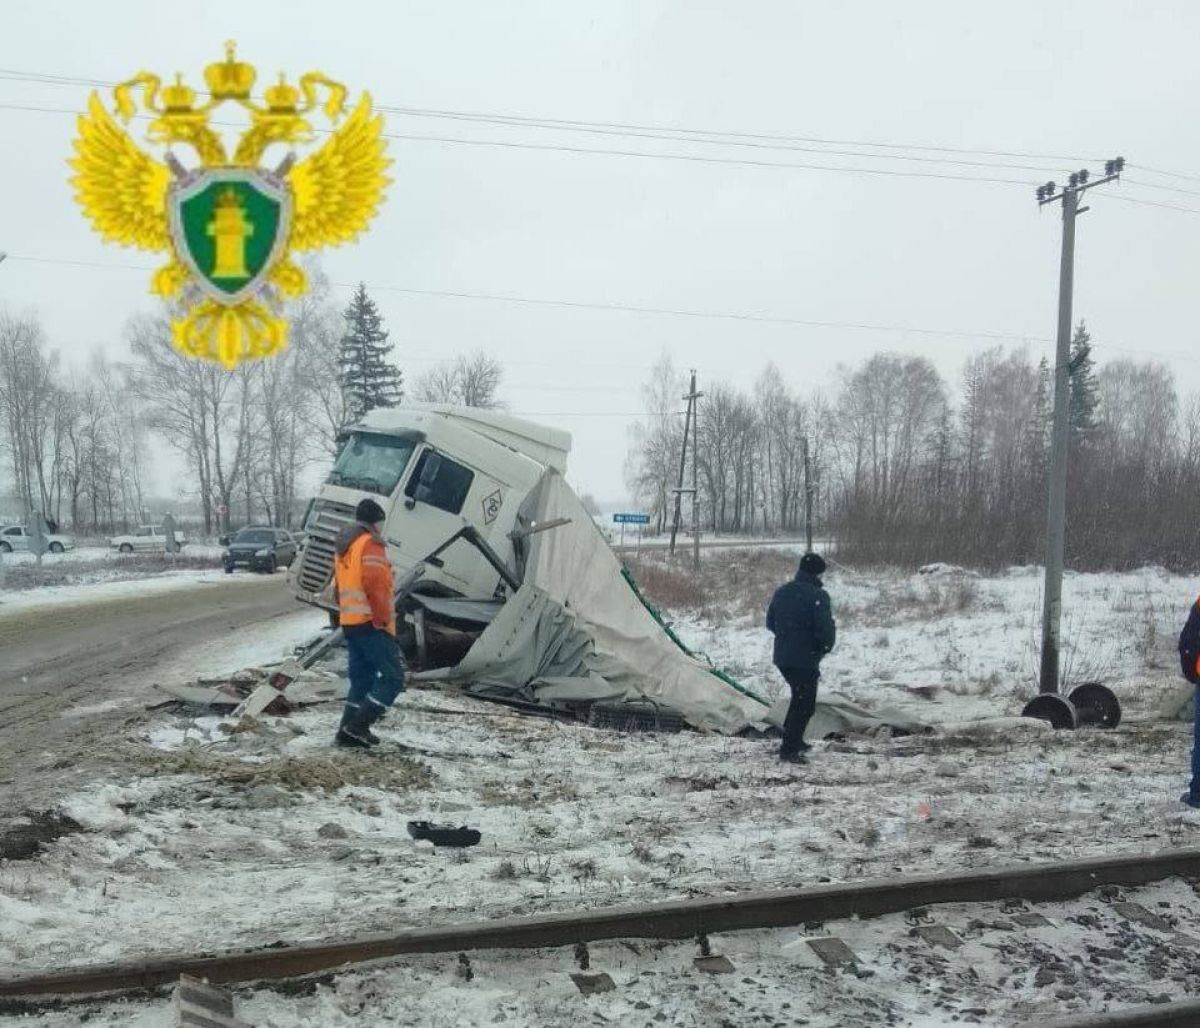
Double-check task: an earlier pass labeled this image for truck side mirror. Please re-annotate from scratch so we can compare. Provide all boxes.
[218,535,229,546]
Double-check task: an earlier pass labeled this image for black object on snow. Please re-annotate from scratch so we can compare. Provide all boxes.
[407,820,482,848]
[1068,682,1122,729]
[1021,692,1078,730]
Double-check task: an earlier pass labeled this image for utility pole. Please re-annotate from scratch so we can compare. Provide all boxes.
[691,375,701,570]
[668,370,702,561]
[802,435,814,552]
[1036,157,1123,694]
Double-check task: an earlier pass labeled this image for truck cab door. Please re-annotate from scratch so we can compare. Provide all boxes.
[392,446,504,594]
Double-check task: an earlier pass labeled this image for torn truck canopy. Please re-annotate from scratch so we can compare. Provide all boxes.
[417,470,928,738]
[420,471,770,733]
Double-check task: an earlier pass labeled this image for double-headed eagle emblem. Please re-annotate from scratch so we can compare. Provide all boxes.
[70,43,390,369]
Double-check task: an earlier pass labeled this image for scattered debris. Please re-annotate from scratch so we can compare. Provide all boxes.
[570,971,616,995]
[406,821,481,848]
[0,810,83,861]
[456,953,473,981]
[317,823,348,840]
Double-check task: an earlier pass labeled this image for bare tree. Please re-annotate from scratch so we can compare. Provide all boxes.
[414,351,505,408]
[625,354,684,534]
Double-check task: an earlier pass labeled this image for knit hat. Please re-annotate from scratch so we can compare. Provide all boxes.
[355,498,387,526]
[799,552,826,576]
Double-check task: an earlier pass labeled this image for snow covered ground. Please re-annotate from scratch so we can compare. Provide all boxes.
[3,555,1199,1026]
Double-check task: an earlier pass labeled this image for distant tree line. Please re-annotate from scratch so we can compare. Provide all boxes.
[626,325,1200,570]
[0,273,504,536]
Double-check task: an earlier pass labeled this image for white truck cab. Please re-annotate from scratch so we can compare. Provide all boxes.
[291,404,571,629]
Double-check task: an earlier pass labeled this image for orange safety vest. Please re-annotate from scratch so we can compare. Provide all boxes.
[334,530,395,636]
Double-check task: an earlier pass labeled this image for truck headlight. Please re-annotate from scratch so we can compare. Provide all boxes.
[255,548,270,557]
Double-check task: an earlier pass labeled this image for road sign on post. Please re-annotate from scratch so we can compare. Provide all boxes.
[612,513,650,550]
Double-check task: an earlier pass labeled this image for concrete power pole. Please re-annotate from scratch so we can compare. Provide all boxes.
[690,374,702,570]
[1036,158,1124,695]
[802,435,814,552]
[668,370,702,562]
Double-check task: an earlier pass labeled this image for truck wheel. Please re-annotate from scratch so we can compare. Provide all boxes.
[0,542,10,554]
[49,542,64,554]
[119,543,133,554]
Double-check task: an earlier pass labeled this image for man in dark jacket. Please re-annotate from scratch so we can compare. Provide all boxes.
[1177,596,1200,808]
[766,552,836,764]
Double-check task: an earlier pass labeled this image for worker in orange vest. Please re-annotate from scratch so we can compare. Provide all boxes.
[333,498,405,748]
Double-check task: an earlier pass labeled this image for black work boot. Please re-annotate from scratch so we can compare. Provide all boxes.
[335,706,378,748]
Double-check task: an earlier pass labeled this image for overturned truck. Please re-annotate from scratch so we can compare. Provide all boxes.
[291,404,917,737]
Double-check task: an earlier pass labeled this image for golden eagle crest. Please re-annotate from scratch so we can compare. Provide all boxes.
[70,42,390,368]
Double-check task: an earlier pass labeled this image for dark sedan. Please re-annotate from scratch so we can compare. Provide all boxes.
[223,527,298,574]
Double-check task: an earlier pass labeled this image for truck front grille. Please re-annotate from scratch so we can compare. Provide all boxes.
[296,500,356,601]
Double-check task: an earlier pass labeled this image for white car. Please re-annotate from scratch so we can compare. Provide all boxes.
[0,524,76,554]
[108,525,189,554]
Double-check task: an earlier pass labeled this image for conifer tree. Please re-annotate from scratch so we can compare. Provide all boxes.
[1068,320,1099,443]
[337,283,403,422]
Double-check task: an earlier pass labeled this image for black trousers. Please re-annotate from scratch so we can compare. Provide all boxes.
[778,667,820,756]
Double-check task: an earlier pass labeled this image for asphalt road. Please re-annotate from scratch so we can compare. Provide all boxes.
[0,576,301,816]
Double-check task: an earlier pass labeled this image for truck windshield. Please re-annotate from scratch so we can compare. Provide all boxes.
[233,529,274,545]
[328,432,417,496]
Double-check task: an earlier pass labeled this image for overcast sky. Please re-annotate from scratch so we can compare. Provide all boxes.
[2,1,1198,504]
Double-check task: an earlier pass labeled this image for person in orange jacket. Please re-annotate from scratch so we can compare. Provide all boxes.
[333,498,406,748]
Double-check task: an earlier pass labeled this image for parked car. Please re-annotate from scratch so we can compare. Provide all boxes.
[108,525,189,554]
[0,524,76,554]
[222,527,297,574]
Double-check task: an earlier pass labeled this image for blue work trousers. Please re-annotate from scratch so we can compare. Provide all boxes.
[343,624,406,718]
[1191,686,1200,799]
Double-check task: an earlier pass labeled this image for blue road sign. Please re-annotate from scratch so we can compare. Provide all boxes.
[612,513,651,525]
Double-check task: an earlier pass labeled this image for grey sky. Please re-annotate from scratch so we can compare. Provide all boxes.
[2,1,1198,504]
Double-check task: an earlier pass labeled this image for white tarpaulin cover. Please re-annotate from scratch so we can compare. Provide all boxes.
[428,471,768,732]
[426,471,927,737]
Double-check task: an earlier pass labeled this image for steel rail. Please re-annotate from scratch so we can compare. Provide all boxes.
[1038,999,1200,1027]
[3,847,1200,1001]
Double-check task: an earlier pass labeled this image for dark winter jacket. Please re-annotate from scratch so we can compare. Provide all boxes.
[766,569,836,672]
[1179,595,1200,684]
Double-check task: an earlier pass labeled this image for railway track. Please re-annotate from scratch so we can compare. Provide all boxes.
[3,846,1200,1015]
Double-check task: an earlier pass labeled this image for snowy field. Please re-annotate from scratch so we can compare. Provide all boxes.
[3,553,1200,1026]
[0,545,227,601]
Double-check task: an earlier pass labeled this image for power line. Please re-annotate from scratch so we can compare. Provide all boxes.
[0,101,1035,185]
[9,61,1200,190]
[1129,163,1200,186]
[1123,177,1200,199]
[1108,195,1200,216]
[4,254,1053,343]
[0,65,1103,164]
